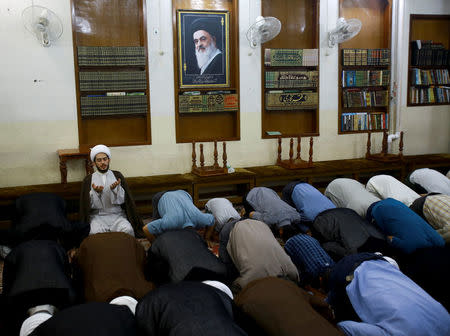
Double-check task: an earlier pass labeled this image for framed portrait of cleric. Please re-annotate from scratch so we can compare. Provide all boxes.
[177,10,230,88]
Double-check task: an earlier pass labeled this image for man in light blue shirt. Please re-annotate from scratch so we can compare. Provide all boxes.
[143,190,214,241]
[337,258,450,336]
[290,183,336,222]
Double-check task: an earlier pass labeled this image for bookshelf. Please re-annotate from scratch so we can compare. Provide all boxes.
[71,0,151,148]
[407,15,450,106]
[261,0,320,139]
[172,0,240,143]
[338,0,392,134]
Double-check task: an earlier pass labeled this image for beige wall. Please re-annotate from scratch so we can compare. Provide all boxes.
[0,0,448,188]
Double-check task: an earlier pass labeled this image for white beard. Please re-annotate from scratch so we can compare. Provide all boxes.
[195,44,217,70]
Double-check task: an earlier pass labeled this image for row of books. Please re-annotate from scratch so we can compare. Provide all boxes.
[342,49,390,66]
[265,71,319,88]
[410,40,450,66]
[342,89,389,108]
[341,112,387,132]
[86,92,145,97]
[409,86,450,104]
[342,70,390,87]
[264,49,318,67]
[410,68,450,85]
[178,93,238,113]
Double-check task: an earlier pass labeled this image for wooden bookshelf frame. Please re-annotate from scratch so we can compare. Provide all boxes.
[407,15,450,107]
[261,0,320,139]
[172,0,240,143]
[71,0,151,149]
[338,0,392,135]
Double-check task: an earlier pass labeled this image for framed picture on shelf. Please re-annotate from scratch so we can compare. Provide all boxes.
[177,10,230,88]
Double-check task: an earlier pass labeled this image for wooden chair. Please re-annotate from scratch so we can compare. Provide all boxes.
[192,141,228,177]
[276,136,314,169]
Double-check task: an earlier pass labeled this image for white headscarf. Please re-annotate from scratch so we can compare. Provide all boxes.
[20,312,52,336]
[202,280,233,300]
[110,296,138,315]
[90,144,111,162]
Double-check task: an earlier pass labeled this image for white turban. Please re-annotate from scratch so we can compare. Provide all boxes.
[202,280,233,300]
[383,256,400,270]
[20,312,52,336]
[90,144,111,162]
[110,296,138,315]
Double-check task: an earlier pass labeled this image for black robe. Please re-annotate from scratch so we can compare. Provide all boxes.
[146,228,228,286]
[31,302,137,336]
[135,281,246,336]
[3,240,76,323]
[79,170,144,237]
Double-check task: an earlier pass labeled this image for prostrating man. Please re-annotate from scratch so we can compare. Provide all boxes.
[410,193,450,243]
[367,198,445,254]
[73,232,154,302]
[282,182,336,223]
[327,254,450,336]
[244,187,302,237]
[143,190,214,242]
[284,233,335,287]
[21,297,138,336]
[366,174,420,207]
[227,219,299,293]
[324,178,381,217]
[235,277,343,336]
[3,240,76,334]
[146,228,228,286]
[409,168,450,195]
[205,197,242,279]
[80,144,142,237]
[312,208,388,261]
[135,281,247,336]
[191,17,223,75]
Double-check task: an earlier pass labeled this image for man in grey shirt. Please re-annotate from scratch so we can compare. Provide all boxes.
[325,178,381,217]
[244,187,302,234]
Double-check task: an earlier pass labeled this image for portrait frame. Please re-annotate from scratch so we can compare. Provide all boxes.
[177,10,230,88]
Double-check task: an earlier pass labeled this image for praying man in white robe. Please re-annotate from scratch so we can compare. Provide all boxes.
[79,145,143,237]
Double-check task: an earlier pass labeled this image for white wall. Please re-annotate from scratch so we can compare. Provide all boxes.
[0,0,448,187]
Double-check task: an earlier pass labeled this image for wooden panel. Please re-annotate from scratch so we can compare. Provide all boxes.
[262,0,318,48]
[80,116,148,146]
[172,0,240,143]
[340,0,391,49]
[73,0,143,46]
[411,18,450,48]
[177,112,238,142]
[264,110,318,137]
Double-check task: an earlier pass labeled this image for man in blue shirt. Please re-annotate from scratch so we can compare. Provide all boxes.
[284,233,334,286]
[367,198,444,254]
[288,183,336,222]
[143,190,214,242]
[336,258,450,336]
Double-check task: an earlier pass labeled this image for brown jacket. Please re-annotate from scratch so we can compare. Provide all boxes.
[75,232,154,302]
[235,277,343,336]
[79,170,144,237]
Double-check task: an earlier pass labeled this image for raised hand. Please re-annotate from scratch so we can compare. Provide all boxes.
[110,178,121,190]
[92,183,104,193]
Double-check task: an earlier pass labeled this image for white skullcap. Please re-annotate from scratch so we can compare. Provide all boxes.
[90,144,111,162]
[110,296,138,315]
[20,312,52,336]
[202,280,233,300]
[383,256,400,270]
[375,252,399,270]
